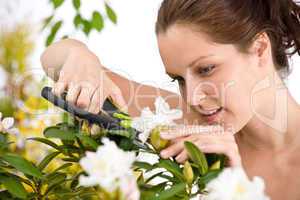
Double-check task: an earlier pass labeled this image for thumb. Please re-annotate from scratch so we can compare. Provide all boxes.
[110,88,128,113]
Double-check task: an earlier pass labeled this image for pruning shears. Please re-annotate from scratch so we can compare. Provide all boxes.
[41,86,147,149]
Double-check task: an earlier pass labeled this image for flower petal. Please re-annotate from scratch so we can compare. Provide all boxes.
[7,128,19,136]
[138,130,151,143]
[155,96,170,114]
[2,117,14,130]
[79,175,98,187]
[140,107,154,118]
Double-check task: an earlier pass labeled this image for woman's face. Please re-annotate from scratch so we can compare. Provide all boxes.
[157,24,265,132]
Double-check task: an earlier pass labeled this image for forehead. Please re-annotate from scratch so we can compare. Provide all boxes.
[157,24,237,71]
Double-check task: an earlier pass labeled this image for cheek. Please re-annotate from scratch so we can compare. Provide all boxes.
[220,68,256,130]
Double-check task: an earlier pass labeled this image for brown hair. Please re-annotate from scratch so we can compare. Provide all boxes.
[156,0,300,75]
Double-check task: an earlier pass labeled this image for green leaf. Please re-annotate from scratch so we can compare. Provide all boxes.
[134,161,154,171]
[61,157,80,162]
[184,141,208,175]
[92,11,104,32]
[46,20,63,46]
[72,0,80,10]
[82,20,92,35]
[198,169,222,185]
[118,138,137,151]
[140,182,167,199]
[51,20,63,35]
[45,173,67,195]
[0,175,27,199]
[76,134,98,150]
[1,153,43,178]
[120,120,131,129]
[44,126,76,141]
[105,3,117,24]
[52,0,64,8]
[42,15,54,30]
[155,159,184,181]
[38,151,61,171]
[113,113,131,120]
[52,163,73,173]
[73,14,82,28]
[157,174,177,182]
[149,183,186,200]
[145,172,164,184]
[47,172,67,188]
[108,129,131,138]
[27,137,60,151]
[46,33,56,46]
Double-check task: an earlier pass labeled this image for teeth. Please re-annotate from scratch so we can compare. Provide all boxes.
[200,108,222,116]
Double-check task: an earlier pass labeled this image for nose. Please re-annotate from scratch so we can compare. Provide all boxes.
[186,90,207,106]
[185,84,221,110]
[184,72,222,110]
[184,73,207,106]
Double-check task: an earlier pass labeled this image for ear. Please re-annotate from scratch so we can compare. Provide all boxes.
[250,32,271,67]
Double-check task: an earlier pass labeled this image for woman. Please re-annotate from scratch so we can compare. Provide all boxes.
[41,0,300,199]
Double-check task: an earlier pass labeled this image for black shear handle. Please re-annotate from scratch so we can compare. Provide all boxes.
[41,86,122,130]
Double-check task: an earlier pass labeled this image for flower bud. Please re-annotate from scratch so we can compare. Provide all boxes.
[81,120,90,133]
[149,125,169,152]
[120,120,132,129]
[90,124,101,135]
[183,161,194,184]
[210,160,221,170]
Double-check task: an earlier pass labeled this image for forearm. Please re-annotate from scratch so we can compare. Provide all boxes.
[108,70,200,123]
[40,39,88,81]
[40,39,199,123]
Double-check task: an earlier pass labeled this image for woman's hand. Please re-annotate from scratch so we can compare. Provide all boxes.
[159,125,242,167]
[41,39,127,114]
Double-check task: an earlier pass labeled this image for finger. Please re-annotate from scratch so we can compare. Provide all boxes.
[88,87,102,114]
[160,141,184,159]
[195,141,241,167]
[163,132,235,160]
[160,125,224,140]
[175,150,188,164]
[110,87,128,113]
[160,135,198,159]
[170,135,189,144]
[76,86,96,109]
[66,84,81,105]
[53,81,67,97]
[189,133,235,144]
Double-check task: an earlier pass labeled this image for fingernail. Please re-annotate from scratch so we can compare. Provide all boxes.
[175,156,182,163]
[160,150,168,158]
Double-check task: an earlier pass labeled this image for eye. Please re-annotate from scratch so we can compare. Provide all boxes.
[198,65,216,76]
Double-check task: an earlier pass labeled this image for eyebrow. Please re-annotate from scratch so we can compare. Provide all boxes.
[187,55,214,68]
[166,54,214,77]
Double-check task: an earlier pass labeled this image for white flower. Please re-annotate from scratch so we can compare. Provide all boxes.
[79,138,138,195]
[0,112,19,135]
[0,112,24,148]
[203,167,270,200]
[131,96,183,143]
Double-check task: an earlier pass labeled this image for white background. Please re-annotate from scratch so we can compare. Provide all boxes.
[1,0,300,101]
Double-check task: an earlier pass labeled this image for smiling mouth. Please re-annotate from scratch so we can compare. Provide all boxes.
[198,107,223,117]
